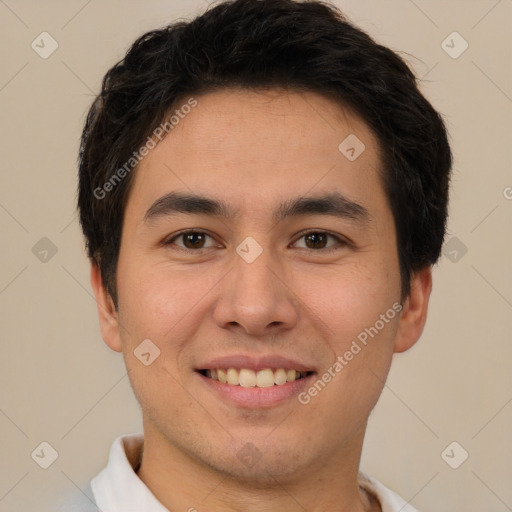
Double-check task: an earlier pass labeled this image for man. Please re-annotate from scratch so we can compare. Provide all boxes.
[65,0,452,510]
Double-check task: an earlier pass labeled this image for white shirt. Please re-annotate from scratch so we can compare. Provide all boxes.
[67,433,420,512]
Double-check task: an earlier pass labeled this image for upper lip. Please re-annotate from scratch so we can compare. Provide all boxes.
[196,354,316,373]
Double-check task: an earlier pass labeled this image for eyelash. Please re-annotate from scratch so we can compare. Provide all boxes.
[163,229,350,254]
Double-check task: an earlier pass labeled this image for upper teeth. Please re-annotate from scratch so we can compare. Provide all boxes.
[205,368,308,387]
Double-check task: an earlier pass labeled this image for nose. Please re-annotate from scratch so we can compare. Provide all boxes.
[212,245,299,338]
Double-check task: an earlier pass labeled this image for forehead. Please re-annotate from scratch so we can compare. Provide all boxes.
[165,88,377,161]
[126,88,386,220]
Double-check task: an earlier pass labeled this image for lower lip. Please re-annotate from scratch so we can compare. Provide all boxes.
[196,371,315,408]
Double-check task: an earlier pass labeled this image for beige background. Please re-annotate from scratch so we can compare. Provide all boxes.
[0,0,511,511]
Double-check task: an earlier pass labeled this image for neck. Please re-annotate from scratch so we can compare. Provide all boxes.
[136,420,380,512]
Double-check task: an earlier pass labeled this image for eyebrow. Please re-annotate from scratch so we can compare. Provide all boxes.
[143,191,371,225]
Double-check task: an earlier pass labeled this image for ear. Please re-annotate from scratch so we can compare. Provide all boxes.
[90,262,123,352]
[394,266,432,353]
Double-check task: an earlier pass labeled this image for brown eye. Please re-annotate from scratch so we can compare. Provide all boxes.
[182,232,207,249]
[293,231,346,252]
[304,232,328,249]
[165,231,216,250]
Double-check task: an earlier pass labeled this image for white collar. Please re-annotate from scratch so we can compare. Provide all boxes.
[91,433,168,512]
[91,433,419,512]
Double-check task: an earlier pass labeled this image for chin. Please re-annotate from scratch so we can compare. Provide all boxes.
[200,435,315,486]
[210,453,306,487]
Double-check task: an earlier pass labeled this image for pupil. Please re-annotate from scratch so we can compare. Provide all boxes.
[185,233,204,248]
[306,233,326,249]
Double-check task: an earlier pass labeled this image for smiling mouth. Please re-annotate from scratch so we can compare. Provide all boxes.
[198,368,313,388]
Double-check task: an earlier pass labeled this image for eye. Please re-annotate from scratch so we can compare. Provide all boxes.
[163,229,349,253]
[164,230,218,250]
[292,231,348,252]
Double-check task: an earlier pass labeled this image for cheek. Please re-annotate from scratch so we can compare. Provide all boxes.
[299,268,400,425]
[303,260,399,339]
[298,258,401,413]
[116,259,217,361]
[115,263,198,409]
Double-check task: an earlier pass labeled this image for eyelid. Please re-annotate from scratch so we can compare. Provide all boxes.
[163,229,351,252]
[291,229,352,251]
[162,229,220,249]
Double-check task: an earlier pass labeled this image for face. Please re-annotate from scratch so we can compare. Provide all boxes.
[92,89,431,484]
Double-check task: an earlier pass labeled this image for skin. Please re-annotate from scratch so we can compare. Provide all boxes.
[91,88,432,512]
